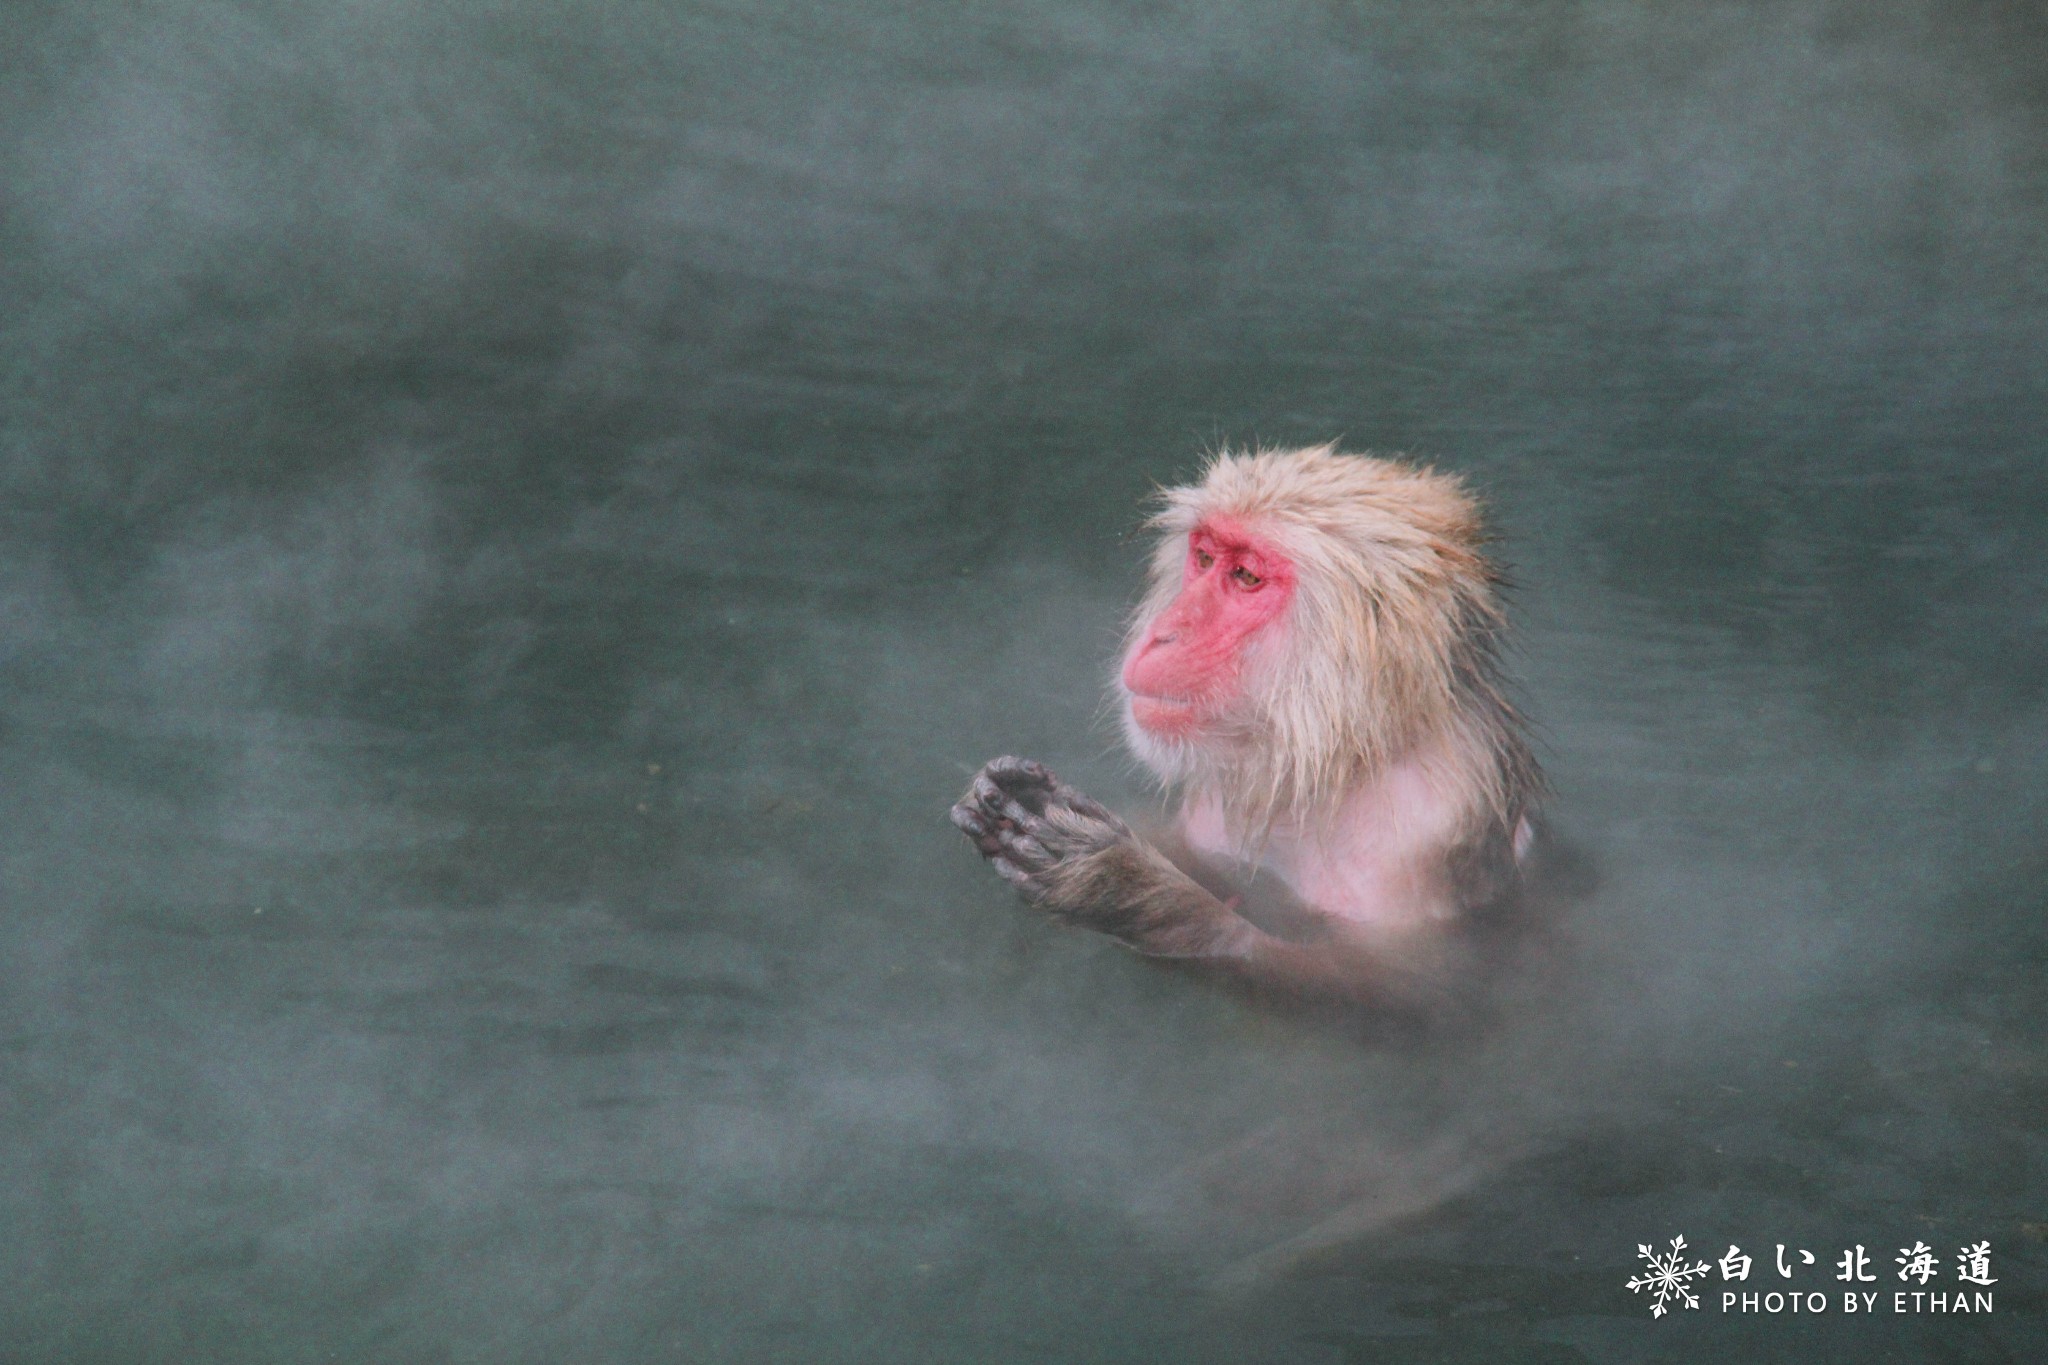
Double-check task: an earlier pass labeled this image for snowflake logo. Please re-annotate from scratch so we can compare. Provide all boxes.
[1626,1234,1713,1318]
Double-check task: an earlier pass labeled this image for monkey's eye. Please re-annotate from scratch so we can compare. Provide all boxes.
[1194,550,1215,569]
[1231,566,1263,589]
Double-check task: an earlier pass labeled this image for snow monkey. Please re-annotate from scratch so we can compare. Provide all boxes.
[951,444,1546,1017]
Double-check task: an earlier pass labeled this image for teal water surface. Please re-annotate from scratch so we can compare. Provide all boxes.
[2,2,2044,1360]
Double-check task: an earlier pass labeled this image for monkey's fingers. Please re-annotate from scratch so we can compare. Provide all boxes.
[985,755,1052,783]
[970,774,1059,845]
[981,756,1059,816]
[998,778,1131,850]
[1046,783,1131,838]
[995,825,1055,872]
[997,795,1072,856]
[950,803,1007,858]
[954,800,1057,882]
[988,856,1032,889]
[985,758,1130,839]
[968,773,1018,829]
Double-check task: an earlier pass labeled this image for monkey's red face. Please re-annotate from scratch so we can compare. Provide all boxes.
[1122,518,1296,737]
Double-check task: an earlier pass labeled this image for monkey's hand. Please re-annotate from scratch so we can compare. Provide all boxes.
[950,757,1252,959]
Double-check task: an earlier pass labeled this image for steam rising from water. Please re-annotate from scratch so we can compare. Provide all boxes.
[2,1,2044,1359]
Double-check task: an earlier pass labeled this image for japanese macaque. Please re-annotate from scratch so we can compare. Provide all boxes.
[951,444,1546,1019]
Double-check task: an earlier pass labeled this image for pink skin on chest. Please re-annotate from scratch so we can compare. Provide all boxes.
[1122,518,1295,737]
[1178,756,1468,933]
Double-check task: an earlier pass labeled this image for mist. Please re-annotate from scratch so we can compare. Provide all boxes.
[2,1,2045,1360]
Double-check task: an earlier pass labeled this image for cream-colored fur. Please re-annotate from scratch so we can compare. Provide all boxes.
[1119,445,1538,926]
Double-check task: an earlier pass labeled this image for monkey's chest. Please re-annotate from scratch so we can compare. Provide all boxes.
[1178,773,1464,931]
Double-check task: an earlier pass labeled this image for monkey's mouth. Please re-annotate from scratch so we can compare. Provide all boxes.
[1126,692,1203,735]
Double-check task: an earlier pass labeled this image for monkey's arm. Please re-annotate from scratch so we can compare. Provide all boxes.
[951,758,1448,1012]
